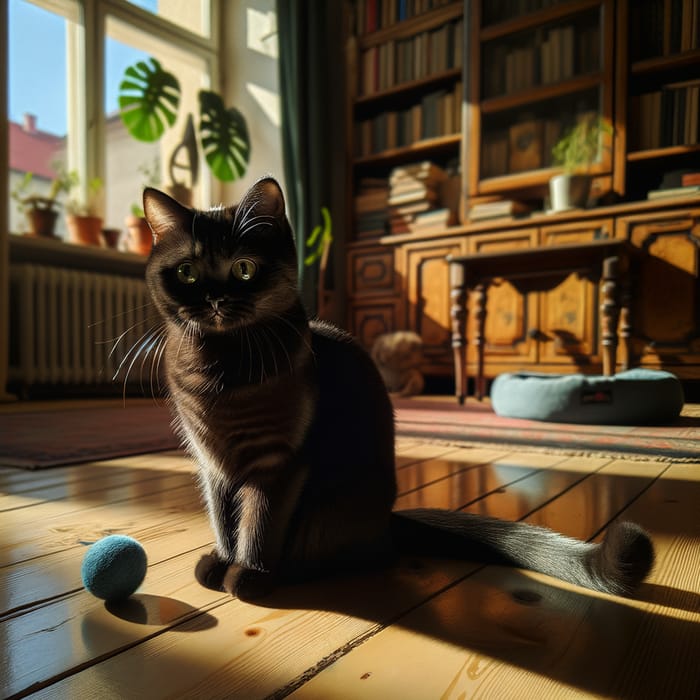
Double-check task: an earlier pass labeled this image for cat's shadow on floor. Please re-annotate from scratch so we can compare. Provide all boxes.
[251,558,698,699]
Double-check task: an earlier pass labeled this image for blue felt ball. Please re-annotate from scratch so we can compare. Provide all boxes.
[81,535,147,601]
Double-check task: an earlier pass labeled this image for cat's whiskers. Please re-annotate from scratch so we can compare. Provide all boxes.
[121,326,164,402]
[105,315,158,358]
[113,325,160,382]
[237,215,274,238]
[147,327,169,401]
[89,302,154,329]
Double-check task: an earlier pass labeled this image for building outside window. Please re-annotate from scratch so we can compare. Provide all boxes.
[8,0,217,243]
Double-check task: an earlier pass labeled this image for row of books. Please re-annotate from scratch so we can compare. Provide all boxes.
[355,162,458,238]
[482,0,560,26]
[356,85,462,157]
[630,0,700,63]
[360,19,463,96]
[355,0,459,35]
[482,23,599,98]
[629,82,700,152]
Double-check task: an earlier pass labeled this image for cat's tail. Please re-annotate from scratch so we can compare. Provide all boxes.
[390,509,654,596]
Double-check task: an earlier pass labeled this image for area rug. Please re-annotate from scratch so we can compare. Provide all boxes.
[2,398,699,470]
[393,398,700,462]
[0,403,180,469]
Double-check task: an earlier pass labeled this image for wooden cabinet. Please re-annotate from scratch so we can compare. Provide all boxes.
[401,238,467,373]
[618,207,700,377]
[342,1,700,389]
[462,219,611,377]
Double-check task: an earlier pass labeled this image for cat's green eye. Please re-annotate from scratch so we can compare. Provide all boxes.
[232,258,258,281]
[177,262,200,284]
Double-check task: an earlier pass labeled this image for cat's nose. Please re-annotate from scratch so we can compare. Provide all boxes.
[205,294,225,310]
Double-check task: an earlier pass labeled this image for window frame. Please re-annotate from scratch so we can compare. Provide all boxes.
[7,0,223,215]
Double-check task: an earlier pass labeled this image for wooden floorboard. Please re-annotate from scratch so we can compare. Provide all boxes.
[1,425,698,699]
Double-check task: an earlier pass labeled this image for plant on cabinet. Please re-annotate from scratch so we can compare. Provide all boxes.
[549,114,612,212]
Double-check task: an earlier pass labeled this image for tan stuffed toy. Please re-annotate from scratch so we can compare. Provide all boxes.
[371,331,424,397]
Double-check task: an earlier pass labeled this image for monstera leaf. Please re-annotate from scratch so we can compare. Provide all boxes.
[199,90,251,182]
[118,58,181,142]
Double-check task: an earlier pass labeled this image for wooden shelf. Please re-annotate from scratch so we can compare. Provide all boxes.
[481,73,602,114]
[631,49,700,75]
[353,133,461,169]
[480,0,601,41]
[358,2,463,49]
[355,68,462,109]
[627,144,700,162]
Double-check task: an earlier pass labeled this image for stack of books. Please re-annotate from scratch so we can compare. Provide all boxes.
[647,171,700,201]
[355,178,390,238]
[468,199,531,221]
[387,162,450,234]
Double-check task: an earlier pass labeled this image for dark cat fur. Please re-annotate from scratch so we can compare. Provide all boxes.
[143,177,654,600]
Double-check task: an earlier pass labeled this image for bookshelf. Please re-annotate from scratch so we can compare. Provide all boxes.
[343,0,700,389]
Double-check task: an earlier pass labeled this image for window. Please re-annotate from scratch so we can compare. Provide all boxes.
[7,0,217,240]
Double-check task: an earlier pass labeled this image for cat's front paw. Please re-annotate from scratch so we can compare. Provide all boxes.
[222,564,275,601]
[195,550,229,592]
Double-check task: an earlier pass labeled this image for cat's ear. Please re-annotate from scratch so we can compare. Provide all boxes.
[143,187,193,244]
[244,176,286,219]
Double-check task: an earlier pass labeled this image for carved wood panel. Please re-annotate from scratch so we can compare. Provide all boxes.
[349,300,399,351]
[468,229,538,364]
[402,239,466,372]
[540,218,615,246]
[537,271,599,366]
[347,248,396,297]
[625,213,700,361]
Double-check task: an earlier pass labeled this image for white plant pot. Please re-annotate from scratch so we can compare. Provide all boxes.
[549,174,592,212]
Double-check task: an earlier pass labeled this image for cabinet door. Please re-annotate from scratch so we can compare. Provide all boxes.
[349,300,400,351]
[468,229,538,369]
[624,211,700,367]
[401,239,467,374]
[537,221,610,368]
[347,247,397,297]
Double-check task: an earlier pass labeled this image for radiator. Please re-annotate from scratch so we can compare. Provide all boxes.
[9,264,160,393]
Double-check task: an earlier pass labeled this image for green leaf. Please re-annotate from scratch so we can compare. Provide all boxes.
[118,58,181,143]
[198,90,251,182]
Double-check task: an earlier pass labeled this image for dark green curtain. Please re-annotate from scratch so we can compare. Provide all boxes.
[277,0,346,317]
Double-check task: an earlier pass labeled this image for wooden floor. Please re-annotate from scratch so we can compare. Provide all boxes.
[2,420,700,699]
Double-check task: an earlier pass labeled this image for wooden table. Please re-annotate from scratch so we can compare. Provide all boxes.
[447,239,639,403]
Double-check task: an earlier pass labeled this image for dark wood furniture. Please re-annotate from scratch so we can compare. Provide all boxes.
[343,1,700,387]
[448,239,638,403]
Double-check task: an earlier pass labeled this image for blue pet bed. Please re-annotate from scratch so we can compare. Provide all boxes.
[491,369,684,425]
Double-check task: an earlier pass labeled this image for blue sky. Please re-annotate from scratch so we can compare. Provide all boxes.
[9,0,155,136]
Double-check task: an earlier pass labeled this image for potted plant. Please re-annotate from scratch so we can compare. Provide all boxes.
[549,114,612,212]
[11,169,74,238]
[118,57,251,201]
[65,174,104,246]
[123,160,161,256]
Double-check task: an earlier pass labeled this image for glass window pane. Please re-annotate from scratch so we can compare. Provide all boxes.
[7,0,79,237]
[104,15,211,243]
[125,0,211,38]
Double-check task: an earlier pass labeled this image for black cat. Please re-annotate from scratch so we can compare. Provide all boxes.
[143,177,654,600]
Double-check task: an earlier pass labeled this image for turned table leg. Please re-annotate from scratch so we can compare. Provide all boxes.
[449,262,468,404]
[473,281,488,400]
[601,255,621,376]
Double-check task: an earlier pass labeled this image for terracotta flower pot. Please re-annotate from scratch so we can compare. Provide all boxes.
[25,208,59,238]
[101,228,122,248]
[125,215,153,256]
[66,215,103,246]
